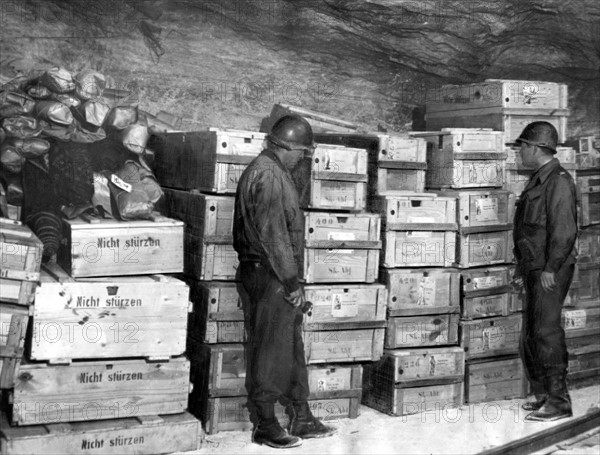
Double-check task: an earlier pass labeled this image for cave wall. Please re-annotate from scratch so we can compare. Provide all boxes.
[1,0,599,137]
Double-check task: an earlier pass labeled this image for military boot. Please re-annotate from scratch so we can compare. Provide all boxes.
[521,394,547,411]
[252,403,302,448]
[525,376,573,422]
[287,402,336,439]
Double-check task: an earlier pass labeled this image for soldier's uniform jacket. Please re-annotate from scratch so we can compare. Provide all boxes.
[233,148,303,294]
[513,158,578,275]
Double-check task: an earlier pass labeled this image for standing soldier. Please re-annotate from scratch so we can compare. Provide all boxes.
[233,115,336,448]
[512,121,578,422]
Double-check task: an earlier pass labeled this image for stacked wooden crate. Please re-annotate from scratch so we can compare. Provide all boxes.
[148,128,264,434]
[1,213,204,453]
[412,128,526,404]
[313,133,464,416]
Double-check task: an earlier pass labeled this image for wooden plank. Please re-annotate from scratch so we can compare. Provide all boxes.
[0,303,30,389]
[372,195,457,231]
[303,248,379,283]
[385,314,459,349]
[266,103,359,132]
[58,216,184,278]
[30,265,189,361]
[10,358,190,425]
[0,411,203,455]
[382,230,456,268]
[381,268,460,316]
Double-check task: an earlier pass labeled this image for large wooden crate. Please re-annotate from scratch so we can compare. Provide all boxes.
[185,233,238,281]
[382,230,456,268]
[380,268,460,316]
[303,211,380,248]
[57,215,184,278]
[460,313,522,360]
[148,129,265,193]
[188,343,246,398]
[188,280,244,344]
[30,264,190,362]
[426,80,568,112]
[9,357,190,425]
[302,248,379,283]
[562,307,600,339]
[303,284,387,326]
[362,378,464,417]
[461,266,514,319]
[580,191,600,227]
[303,326,385,364]
[464,356,528,404]
[0,218,43,306]
[0,303,30,389]
[372,195,457,231]
[264,103,359,134]
[369,167,427,195]
[0,411,203,455]
[309,144,368,182]
[571,263,600,305]
[567,335,600,387]
[455,229,513,268]
[385,314,459,349]
[576,226,600,265]
[436,190,515,233]
[462,291,511,320]
[425,108,568,143]
[364,347,465,386]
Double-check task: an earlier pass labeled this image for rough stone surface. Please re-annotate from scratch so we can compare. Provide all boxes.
[1,0,599,137]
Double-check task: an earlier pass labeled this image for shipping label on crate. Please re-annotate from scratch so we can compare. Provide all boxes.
[474,197,499,222]
[315,376,346,392]
[564,310,587,330]
[397,351,464,380]
[331,292,359,318]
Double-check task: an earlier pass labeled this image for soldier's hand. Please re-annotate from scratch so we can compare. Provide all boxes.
[285,288,305,309]
[540,271,556,293]
[511,276,524,289]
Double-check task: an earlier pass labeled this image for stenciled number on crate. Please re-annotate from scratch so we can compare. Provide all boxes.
[32,321,139,344]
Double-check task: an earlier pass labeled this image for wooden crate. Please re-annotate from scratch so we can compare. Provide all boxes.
[264,103,359,134]
[304,327,385,364]
[0,218,43,306]
[412,129,504,154]
[309,144,368,182]
[315,132,427,164]
[460,313,522,360]
[368,167,426,195]
[455,229,513,268]
[302,248,379,283]
[184,233,238,281]
[462,291,511,320]
[202,395,360,434]
[425,108,569,143]
[576,153,600,169]
[0,303,30,389]
[362,378,464,417]
[580,191,600,227]
[464,356,528,404]
[372,195,457,231]
[577,226,600,265]
[303,211,380,248]
[303,284,387,326]
[461,265,512,293]
[579,136,600,153]
[162,190,234,242]
[426,157,504,190]
[461,265,514,319]
[567,335,600,386]
[57,215,183,278]
[382,230,456,268]
[188,343,246,397]
[187,280,244,344]
[364,347,465,386]
[562,307,600,338]
[385,314,459,349]
[299,179,367,212]
[426,80,568,112]
[148,129,265,193]
[10,357,190,426]
[577,173,600,195]
[436,190,514,233]
[0,411,203,455]
[572,263,600,304]
[380,268,460,316]
[30,264,190,362]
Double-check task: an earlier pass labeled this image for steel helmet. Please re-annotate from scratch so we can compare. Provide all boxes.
[515,121,558,154]
[267,114,314,151]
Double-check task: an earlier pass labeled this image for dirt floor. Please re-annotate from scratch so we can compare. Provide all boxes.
[180,384,600,455]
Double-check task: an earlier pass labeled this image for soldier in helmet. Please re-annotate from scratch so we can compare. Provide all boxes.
[233,114,336,448]
[512,121,578,422]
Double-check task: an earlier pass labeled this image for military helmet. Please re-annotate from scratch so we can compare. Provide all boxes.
[515,121,558,154]
[267,114,314,151]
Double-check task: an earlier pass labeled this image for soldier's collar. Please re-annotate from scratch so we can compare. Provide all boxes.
[531,158,560,184]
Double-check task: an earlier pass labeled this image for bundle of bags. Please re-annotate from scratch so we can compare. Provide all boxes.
[0,66,176,261]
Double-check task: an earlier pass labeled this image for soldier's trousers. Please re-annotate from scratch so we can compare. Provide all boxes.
[521,264,574,395]
[237,262,309,422]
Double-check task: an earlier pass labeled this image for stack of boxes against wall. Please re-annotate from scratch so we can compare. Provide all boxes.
[150,114,386,434]
[314,132,465,416]
[0,212,203,454]
[562,135,600,389]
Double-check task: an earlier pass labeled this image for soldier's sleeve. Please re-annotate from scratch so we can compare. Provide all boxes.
[251,168,300,294]
[544,174,578,273]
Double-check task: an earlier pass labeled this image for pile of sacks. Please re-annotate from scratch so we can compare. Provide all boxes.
[0,66,174,261]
